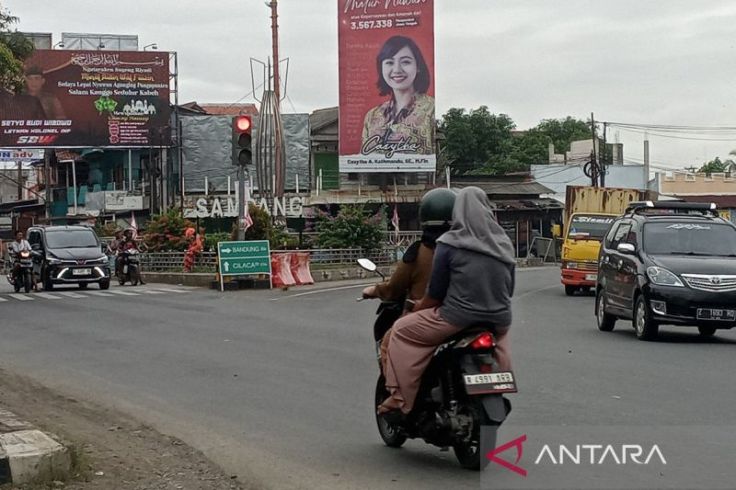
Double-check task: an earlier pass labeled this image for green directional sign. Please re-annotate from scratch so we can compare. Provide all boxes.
[217,240,271,276]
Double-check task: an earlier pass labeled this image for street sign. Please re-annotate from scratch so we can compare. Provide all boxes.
[217,240,272,290]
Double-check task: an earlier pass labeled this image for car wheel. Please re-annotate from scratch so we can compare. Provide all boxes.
[99,279,110,290]
[565,285,577,296]
[697,326,716,337]
[634,296,659,341]
[43,269,54,291]
[596,290,616,332]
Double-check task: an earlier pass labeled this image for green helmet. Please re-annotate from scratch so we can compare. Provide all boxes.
[419,188,456,227]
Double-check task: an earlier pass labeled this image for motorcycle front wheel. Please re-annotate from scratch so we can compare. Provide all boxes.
[374,376,406,448]
[130,265,139,286]
[23,271,32,293]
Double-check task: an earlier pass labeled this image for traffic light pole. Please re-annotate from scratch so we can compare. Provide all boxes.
[238,163,246,241]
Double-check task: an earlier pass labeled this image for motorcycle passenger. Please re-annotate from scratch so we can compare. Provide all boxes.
[362,188,456,307]
[119,228,145,285]
[108,230,124,274]
[378,187,516,415]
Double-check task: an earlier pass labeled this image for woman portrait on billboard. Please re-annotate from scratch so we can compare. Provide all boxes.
[362,35,435,156]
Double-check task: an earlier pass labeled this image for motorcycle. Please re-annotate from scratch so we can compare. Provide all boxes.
[358,258,516,470]
[7,250,34,293]
[117,249,141,286]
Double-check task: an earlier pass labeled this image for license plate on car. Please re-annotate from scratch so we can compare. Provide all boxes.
[696,308,736,321]
[72,268,91,276]
[585,274,598,281]
[463,371,517,394]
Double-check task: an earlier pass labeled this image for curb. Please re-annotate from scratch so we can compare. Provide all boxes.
[0,409,71,485]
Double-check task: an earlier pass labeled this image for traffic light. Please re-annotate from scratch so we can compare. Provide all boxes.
[232,115,253,166]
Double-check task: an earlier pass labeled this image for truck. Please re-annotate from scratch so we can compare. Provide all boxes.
[560,186,648,296]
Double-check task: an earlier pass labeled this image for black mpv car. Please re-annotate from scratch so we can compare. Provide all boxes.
[27,225,111,290]
[595,201,736,341]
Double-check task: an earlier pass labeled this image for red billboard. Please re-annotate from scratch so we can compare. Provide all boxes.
[338,0,436,173]
[0,50,171,148]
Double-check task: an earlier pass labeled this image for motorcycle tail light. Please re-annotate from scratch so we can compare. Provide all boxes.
[471,332,495,350]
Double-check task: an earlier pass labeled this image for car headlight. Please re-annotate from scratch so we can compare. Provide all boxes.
[46,256,62,265]
[647,267,684,287]
[565,262,579,270]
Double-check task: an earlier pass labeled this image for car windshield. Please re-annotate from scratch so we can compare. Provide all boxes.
[45,230,99,249]
[643,222,736,256]
[567,215,615,241]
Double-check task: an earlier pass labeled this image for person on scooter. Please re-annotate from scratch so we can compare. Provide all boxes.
[378,186,516,415]
[8,231,33,289]
[362,188,456,308]
[119,228,145,285]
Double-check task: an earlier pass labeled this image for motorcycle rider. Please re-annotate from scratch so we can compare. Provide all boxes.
[119,228,145,285]
[8,231,33,288]
[108,230,124,275]
[378,187,516,415]
[362,188,456,308]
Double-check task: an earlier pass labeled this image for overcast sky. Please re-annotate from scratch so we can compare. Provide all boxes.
[6,0,736,171]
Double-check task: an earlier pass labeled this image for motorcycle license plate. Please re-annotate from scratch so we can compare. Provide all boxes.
[463,371,517,394]
[697,308,735,321]
[72,268,91,276]
[585,273,598,281]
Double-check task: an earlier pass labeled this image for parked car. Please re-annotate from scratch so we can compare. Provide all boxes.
[27,225,111,290]
[595,201,736,340]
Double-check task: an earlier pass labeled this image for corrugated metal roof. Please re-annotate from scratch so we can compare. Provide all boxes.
[453,180,554,196]
[310,107,338,132]
[199,103,258,116]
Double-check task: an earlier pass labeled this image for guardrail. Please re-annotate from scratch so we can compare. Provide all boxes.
[137,247,399,273]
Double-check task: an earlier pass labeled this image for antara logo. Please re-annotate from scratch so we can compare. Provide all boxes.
[487,435,667,477]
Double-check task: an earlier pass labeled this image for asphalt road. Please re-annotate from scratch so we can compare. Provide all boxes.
[1,269,735,489]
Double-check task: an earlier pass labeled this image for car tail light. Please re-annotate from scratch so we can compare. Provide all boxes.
[471,332,495,350]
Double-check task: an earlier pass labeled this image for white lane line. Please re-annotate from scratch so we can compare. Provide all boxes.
[84,291,114,297]
[270,283,371,301]
[107,289,140,296]
[0,296,8,302]
[513,284,560,301]
[142,289,165,294]
[9,294,34,301]
[56,292,87,299]
[147,288,187,294]
[35,293,62,300]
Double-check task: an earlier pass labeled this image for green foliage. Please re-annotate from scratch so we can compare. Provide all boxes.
[316,205,386,251]
[143,208,195,251]
[698,156,731,174]
[225,204,298,249]
[94,220,120,238]
[204,232,231,251]
[0,8,34,93]
[440,109,591,175]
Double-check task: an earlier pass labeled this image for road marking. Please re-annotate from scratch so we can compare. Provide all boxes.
[270,283,371,301]
[84,291,114,297]
[8,294,33,301]
[0,296,8,302]
[107,289,140,296]
[513,284,560,301]
[35,293,62,300]
[143,289,165,294]
[147,288,187,294]
[56,292,87,299]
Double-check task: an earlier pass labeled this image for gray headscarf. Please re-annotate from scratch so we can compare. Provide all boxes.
[437,186,516,265]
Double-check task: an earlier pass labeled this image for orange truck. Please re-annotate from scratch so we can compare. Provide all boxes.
[560,186,647,296]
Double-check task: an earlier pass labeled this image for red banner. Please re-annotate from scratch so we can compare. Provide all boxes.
[0,50,171,148]
[338,0,436,173]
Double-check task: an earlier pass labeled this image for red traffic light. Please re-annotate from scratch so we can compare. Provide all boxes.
[234,116,252,132]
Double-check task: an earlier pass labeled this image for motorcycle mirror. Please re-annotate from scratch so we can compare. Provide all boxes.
[357,258,377,272]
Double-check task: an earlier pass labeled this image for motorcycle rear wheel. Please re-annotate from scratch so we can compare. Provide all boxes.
[375,376,406,448]
[453,403,493,470]
[130,266,139,286]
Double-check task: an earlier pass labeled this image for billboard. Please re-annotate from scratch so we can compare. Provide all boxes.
[338,0,435,173]
[0,50,170,148]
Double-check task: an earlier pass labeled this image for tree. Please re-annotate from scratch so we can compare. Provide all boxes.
[0,8,34,93]
[698,157,728,174]
[316,205,385,251]
[440,106,518,175]
[535,117,591,155]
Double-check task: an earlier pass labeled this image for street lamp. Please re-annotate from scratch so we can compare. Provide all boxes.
[143,43,158,51]
[97,42,106,50]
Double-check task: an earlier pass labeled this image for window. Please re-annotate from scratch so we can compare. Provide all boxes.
[604,223,620,249]
[610,223,632,250]
[28,231,42,249]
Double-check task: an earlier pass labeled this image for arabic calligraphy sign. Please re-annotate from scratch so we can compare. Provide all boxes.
[0,50,171,148]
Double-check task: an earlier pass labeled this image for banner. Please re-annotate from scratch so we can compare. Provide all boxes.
[0,149,44,162]
[338,0,436,173]
[0,50,171,148]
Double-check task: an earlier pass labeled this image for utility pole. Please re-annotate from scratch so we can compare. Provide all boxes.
[16,161,23,201]
[601,122,607,187]
[589,112,599,187]
[270,0,284,198]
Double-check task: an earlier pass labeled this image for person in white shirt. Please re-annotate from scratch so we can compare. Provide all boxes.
[9,231,31,255]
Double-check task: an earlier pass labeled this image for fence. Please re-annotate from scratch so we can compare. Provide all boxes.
[138,247,399,273]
